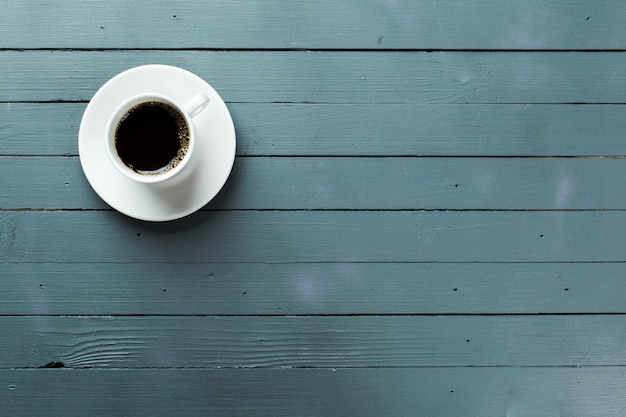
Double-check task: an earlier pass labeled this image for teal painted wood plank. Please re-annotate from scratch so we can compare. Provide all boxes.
[1,211,625,263]
[2,368,625,416]
[229,103,626,156]
[3,156,626,210]
[1,51,625,103]
[4,103,626,157]
[4,315,626,368]
[1,0,624,50]
[1,263,623,315]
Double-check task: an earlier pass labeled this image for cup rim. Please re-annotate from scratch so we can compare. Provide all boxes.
[105,93,196,184]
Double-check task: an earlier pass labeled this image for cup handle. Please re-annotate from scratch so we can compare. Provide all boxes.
[185,93,210,118]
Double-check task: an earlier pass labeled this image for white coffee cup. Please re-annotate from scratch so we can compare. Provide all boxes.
[105,92,210,185]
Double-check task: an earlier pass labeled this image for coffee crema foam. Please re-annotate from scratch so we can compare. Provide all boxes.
[114,101,190,175]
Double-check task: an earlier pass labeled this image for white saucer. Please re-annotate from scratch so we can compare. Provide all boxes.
[78,65,236,221]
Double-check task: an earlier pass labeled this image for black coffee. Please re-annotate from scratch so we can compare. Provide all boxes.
[115,101,190,174]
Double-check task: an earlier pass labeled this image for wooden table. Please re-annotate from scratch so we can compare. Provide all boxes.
[2,1,626,415]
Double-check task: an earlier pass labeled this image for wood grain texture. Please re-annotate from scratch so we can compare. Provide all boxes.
[4,315,626,369]
[2,368,626,417]
[2,156,626,210]
[1,1,624,415]
[4,103,626,157]
[1,211,625,263]
[2,262,623,315]
[1,0,624,50]
[1,51,625,103]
